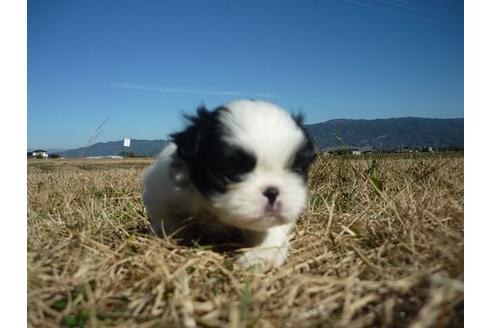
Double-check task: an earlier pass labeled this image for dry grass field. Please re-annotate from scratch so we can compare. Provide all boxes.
[27,154,463,328]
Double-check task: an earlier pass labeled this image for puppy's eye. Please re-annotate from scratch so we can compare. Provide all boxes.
[292,167,305,175]
[223,173,243,184]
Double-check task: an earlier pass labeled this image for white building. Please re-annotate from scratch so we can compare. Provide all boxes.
[32,150,48,159]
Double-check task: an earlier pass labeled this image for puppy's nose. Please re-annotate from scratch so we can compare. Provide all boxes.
[263,186,279,205]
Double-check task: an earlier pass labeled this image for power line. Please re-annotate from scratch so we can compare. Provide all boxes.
[344,0,463,28]
[431,0,464,10]
[396,0,463,17]
[389,0,464,21]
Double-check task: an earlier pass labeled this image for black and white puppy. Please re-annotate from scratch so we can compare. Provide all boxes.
[142,99,315,268]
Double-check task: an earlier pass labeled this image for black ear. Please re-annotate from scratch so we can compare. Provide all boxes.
[291,111,316,163]
[171,106,207,162]
[170,105,224,163]
[292,112,305,126]
[292,112,314,146]
[171,125,201,162]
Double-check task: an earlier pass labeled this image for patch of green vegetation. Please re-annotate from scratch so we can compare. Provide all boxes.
[333,154,357,212]
[93,190,105,200]
[52,298,68,311]
[63,309,89,328]
[240,279,251,322]
[222,258,234,271]
[362,231,391,248]
[191,240,214,250]
[96,318,114,328]
[366,159,384,192]
[351,227,363,238]
[125,240,138,256]
[126,202,134,211]
[240,273,262,328]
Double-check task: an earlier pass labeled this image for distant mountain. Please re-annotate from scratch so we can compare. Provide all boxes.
[305,117,463,151]
[59,139,169,158]
[57,117,463,157]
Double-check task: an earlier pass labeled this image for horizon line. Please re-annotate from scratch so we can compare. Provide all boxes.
[28,115,464,150]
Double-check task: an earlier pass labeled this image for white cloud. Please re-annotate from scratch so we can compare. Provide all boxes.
[108,82,276,98]
[109,82,240,96]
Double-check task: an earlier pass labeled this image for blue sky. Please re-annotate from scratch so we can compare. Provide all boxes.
[28,0,463,150]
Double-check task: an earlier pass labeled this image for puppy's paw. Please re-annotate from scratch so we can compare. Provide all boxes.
[235,247,288,271]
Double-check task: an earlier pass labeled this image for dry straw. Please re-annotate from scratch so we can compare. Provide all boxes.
[28,154,463,327]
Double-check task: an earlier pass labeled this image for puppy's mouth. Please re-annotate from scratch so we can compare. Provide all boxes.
[266,215,289,225]
[246,213,289,227]
[264,202,282,216]
[213,204,290,230]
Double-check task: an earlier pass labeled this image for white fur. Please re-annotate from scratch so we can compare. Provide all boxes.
[142,100,310,269]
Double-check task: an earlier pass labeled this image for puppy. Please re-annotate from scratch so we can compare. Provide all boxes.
[142,99,315,269]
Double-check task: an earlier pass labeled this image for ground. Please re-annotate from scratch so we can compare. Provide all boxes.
[27,153,463,327]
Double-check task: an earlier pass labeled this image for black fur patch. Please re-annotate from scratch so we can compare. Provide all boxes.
[171,106,257,196]
[290,113,316,180]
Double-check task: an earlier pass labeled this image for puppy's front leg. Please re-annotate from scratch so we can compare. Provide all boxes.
[236,224,293,270]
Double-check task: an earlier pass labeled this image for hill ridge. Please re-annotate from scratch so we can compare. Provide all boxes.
[56,117,463,157]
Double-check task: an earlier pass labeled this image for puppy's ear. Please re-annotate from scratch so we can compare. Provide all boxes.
[291,111,316,156]
[171,125,201,162]
[171,105,223,163]
[292,112,305,126]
